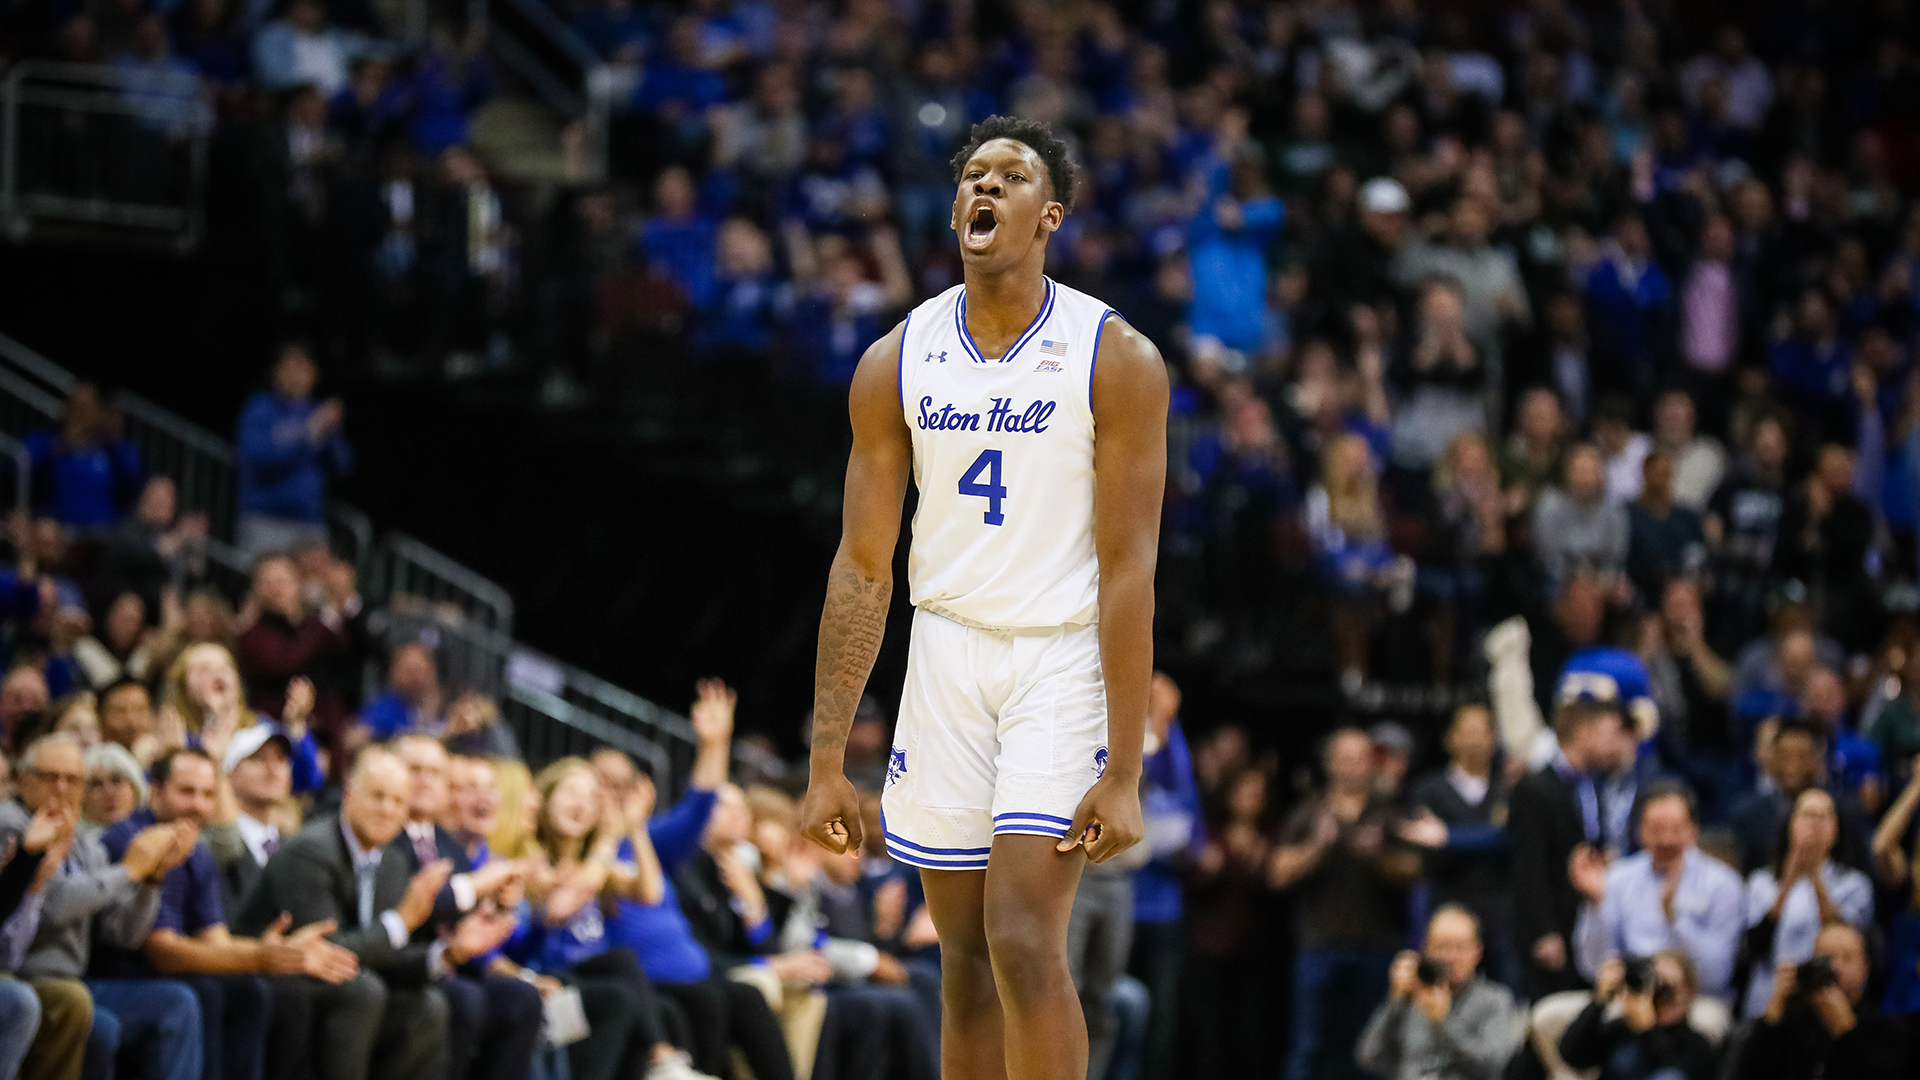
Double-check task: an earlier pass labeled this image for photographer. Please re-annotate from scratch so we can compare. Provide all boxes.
[1729,923,1906,1080]
[1558,951,1718,1080]
[1355,905,1526,1080]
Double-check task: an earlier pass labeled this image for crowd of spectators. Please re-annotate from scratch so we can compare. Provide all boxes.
[20,0,1920,1078]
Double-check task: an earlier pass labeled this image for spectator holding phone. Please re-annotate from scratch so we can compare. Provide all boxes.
[1355,904,1525,1080]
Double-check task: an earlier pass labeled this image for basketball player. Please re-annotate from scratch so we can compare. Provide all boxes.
[799,115,1168,1080]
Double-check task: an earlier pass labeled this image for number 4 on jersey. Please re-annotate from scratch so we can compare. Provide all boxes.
[957,449,1007,526]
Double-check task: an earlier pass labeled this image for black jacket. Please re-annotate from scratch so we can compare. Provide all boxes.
[1509,766,1587,961]
[1558,1001,1718,1080]
[1407,770,1512,927]
[234,815,435,985]
[675,849,775,973]
[1729,1001,1908,1080]
[0,847,43,930]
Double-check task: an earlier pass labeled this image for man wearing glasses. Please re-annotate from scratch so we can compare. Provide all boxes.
[0,733,200,1080]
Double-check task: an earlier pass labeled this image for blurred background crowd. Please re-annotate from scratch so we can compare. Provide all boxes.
[8,0,1920,1077]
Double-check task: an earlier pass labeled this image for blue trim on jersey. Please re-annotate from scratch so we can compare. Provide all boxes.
[896,311,912,410]
[885,843,989,871]
[882,830,992,857]
[1089,308,1117,400]
[955,277,1056,365]
[993,811,1074,826]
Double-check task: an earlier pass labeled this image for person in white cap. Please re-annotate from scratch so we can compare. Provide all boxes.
[204,723,294,917]
[1305,177,1410,336]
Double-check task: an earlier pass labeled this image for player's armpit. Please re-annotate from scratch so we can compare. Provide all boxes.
[1089,313,1168,785]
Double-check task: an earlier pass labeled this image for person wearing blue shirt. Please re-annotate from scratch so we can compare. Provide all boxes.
[1131,674,1202,1080]
[1769,289,1855,446]
[355,643,444,743]
[528,756,715,1080]
[1185,156,1284,356]
[98,748,366,1080]
[579,685,795,1080]
[1584,214,1673,396]
[24,383,144,530]
[637,168,721,311]
[1571,782,1745,1003]
[234,344,351,561]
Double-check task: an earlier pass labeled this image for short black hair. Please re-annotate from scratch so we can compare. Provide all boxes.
[152,746,215,789]
[1638,779,1698,824]
[950,116,1076,213]
[98,677,148,706]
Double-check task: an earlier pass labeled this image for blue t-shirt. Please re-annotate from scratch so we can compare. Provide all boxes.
[359,691,432,741]
[95,809,223,976]
[534,787,719,984]
[1135,722,1203,926]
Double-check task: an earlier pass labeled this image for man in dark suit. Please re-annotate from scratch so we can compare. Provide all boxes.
[236,746,520,1080]
[1510,697,1633,1000]
[390,735,540,1080]
[206,725,293,917]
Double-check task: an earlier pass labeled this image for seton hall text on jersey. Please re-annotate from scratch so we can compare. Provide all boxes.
[916,395,1057,434]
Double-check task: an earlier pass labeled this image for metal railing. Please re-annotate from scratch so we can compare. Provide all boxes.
[483,0,617,178]
[373,605,685,777]
[367,531,516,635]
[0,322,701,779]
[0,432,28,513]
[2,60,214,250]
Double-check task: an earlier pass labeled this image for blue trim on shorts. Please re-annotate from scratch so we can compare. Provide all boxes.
[882,830,991,857]
[992,812,1073,838]
[993,812,1073,826]
[884,840,989,871]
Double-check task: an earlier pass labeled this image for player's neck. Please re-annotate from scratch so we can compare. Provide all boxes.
[961,264,1049,358]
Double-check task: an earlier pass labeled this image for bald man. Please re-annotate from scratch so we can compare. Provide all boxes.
[235,749,515,1080]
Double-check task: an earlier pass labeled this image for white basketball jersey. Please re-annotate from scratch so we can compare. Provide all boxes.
[897,276,1114,630]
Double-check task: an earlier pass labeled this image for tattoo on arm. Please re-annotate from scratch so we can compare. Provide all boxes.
[811,555,891,754]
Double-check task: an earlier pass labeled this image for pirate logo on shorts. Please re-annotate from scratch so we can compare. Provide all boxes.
[887,747,907,788]
[1092,746,1108,779]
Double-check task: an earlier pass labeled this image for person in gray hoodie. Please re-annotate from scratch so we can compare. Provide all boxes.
[0,732,201,1080]
[1356,904,1527,1080]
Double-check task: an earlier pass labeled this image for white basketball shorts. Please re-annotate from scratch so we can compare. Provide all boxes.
[880,606,1110,871]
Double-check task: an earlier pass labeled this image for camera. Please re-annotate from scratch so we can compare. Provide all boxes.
[1795,955,1836,995]
[1415,958,1448,987]
[1620,956,1672,1004]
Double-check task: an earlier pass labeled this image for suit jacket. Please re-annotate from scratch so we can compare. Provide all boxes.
[1509,766,1588,956]
[391,821,472,937]
[234,815,433,985]
[202,821,265,923]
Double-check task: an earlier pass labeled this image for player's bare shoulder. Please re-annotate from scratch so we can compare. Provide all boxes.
[1090,313,1170,424]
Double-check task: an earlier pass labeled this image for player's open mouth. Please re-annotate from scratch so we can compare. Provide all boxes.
[964,205,997,249]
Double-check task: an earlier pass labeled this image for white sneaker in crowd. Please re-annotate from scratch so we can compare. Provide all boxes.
[645,1049,719,1080]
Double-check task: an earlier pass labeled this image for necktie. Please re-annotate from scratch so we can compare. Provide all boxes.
[260,834,280,862]
[413,829,438,867]
[356,860,376,928]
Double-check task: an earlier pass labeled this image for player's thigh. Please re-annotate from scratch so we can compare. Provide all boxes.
[982,834,1085,957]
[919,866,990,957]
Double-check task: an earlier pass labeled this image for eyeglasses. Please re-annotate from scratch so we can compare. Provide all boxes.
[86,775,133,790]
[27,769,85,788]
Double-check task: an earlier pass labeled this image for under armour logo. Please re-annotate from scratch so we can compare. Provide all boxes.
[924,350,948,364]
